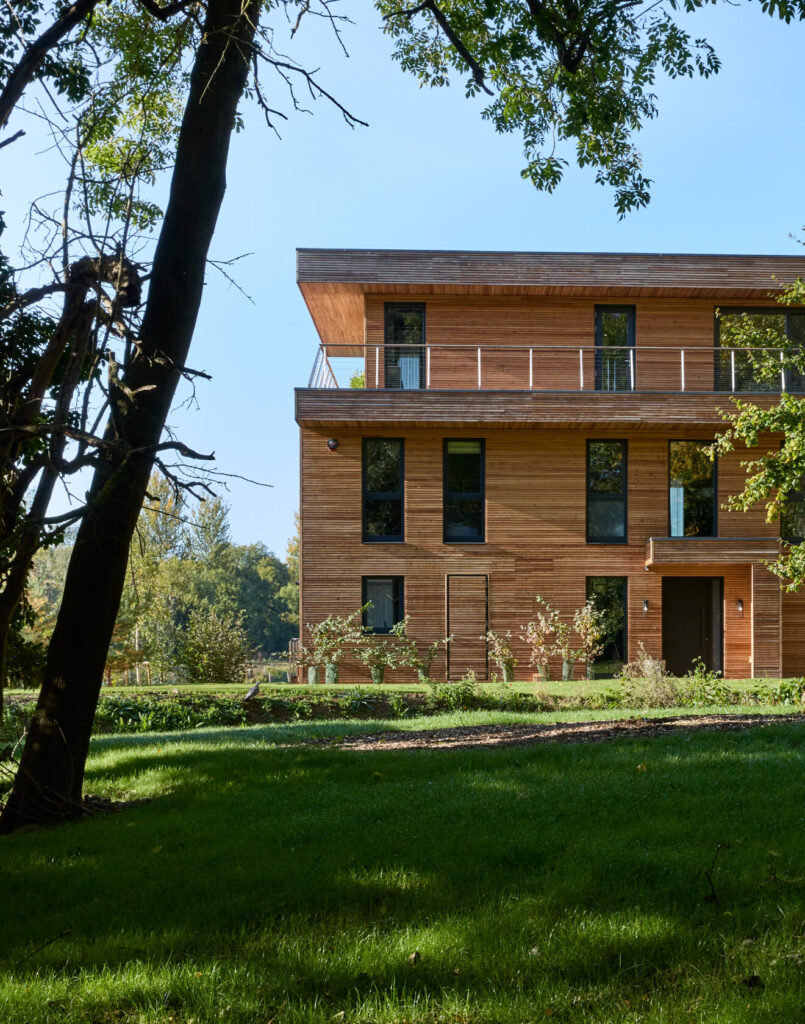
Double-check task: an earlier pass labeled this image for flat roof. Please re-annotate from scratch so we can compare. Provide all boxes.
[297,248,805,347]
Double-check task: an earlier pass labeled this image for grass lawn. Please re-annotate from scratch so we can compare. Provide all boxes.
[1,711,804,1023]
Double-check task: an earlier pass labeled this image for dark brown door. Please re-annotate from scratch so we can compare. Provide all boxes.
[662,577,723,676]
[446,575,488,680]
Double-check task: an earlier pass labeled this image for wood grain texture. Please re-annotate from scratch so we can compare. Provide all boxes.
[298,425,795,682]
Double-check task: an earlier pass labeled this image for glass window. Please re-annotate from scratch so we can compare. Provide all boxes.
[444,439,485,543]
[595,306,635,392]
[587,440,627,543]
[363,438,403,542]
[669,441,716,537]
[384,303,425,390]
[782,476,805,543]
[586,577,627,678]
[716,308,805,393]
[362,577,403,634]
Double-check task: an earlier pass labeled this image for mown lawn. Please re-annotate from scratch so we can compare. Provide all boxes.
[0,711,803,1023]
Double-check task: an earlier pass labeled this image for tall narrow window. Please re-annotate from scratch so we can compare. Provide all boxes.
[782,476,805,543]
[444,439,485,543]
[362,577,403,633]
[363,438,404,542]
[587,440,627,543]
[385,303,425,389]
[595,306,635,392]
[669,441,716,537]
[586,577,627,678]
[716,308,805,393]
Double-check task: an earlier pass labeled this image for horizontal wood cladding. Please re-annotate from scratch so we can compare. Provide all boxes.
[782,590,805,677]
[646,537,781,567]
[752,564,782,678]
[299,425,795,681]
[296,389,777,429]
[299,256,805,347]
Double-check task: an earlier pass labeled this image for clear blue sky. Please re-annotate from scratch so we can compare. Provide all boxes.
[5,4,805,557]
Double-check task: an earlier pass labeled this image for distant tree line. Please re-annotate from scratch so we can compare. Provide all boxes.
[25,476,299,685]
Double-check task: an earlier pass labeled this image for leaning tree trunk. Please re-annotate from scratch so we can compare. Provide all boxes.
[0,0,260,832]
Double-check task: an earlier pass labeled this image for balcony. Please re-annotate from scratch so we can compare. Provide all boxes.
[308,344,805,394]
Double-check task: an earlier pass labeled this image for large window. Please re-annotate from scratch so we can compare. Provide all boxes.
[586,440,627,543]
[716,308,805,393]
[595,306,635,392]
[586,577,627,678]
[363,438,404,542]
[444,439,485,543]
[782,476,805,543]
[384,303,425,390]
[362,577,404,634]
[669,441,716,537]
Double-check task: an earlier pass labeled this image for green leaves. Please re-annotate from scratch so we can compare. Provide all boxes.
[377,0,770,214]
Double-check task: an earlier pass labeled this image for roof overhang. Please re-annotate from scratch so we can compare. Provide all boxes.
[297,248,805,349]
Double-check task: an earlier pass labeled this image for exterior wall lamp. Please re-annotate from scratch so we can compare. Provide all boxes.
[642,599,649,617]
[326,438,339,451]
[737,598,744,618]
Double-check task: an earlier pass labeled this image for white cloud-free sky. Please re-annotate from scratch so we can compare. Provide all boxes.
[4,3,805,556]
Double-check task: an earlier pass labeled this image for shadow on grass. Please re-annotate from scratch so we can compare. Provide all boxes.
[0,720,803,1022]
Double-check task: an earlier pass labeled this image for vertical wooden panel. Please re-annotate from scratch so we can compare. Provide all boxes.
[447,575,488,680]
[782,589,805,677]
[751,563,782,678]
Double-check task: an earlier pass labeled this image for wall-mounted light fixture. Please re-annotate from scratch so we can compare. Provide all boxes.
[642,599,649,618]
[326,438,339,451]
[737,598,744,618]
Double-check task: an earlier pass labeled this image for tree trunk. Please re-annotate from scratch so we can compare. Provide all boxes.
[0,0,260,832]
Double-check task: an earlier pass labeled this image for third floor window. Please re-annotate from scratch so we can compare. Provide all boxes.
[716,308,805,393]
[595,306,635,392]
[384,303,425,390]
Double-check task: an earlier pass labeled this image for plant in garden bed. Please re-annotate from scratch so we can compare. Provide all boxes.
[521,596,559,681]
[353,618,411,685]
[573,600,606,680]
[552,618,581,681]
[618,642,681,708]
[295,642,324,686]
[403,635,451,683]
[483,630,517,683]
[306,608,364,685]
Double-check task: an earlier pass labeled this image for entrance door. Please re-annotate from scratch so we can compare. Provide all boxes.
[662,577,723,676]
[446,575,488,680]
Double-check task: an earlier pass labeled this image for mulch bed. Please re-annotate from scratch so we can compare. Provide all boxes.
[309,713,804,752]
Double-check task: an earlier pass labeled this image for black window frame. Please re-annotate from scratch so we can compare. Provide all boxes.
[586,439,628,544]
[594,305,636,392]
[384,302,426,390]
[668,439,718,539]
[714,306,805,394]
[443,438,486,544]
[585,576,628,678]
[362,437,404,543]
[361,576,404,634]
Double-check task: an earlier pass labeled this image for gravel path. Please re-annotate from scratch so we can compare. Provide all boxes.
[310,712,803,752]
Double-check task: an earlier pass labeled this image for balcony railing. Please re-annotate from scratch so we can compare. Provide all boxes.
[307,344,805,393]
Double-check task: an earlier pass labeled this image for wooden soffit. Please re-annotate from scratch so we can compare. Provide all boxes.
[297,249,805,348]
[645,537,781,569]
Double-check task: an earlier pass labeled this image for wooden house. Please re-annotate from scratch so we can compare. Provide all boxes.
[295,249,805,681]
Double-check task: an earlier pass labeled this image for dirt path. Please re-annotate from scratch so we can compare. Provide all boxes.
[312,712,803,752]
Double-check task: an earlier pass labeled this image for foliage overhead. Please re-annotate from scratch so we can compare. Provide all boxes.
[377,0,805,215]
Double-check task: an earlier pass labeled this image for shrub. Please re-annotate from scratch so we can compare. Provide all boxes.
[483,630,517,681]
[179,608,251,686]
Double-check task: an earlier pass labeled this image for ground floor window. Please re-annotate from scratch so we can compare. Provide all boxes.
[586,576,627,678]
[362,577,403,633]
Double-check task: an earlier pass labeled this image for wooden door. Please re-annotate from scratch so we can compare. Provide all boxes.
[446,575,488,680]
[662,577,723,676]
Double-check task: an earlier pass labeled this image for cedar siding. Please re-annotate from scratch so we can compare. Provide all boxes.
[296,251,805,681]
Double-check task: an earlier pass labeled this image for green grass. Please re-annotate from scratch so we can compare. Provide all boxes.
[1,710,804,1023]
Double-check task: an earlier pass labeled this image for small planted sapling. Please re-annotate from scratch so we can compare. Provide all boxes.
[403,634,452,684]
[521,596,559,682]
[483,630,517,683]
[354,616,411,685]
[573,600,606,680]
[552,618,581,682]
[306,608,364,685]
